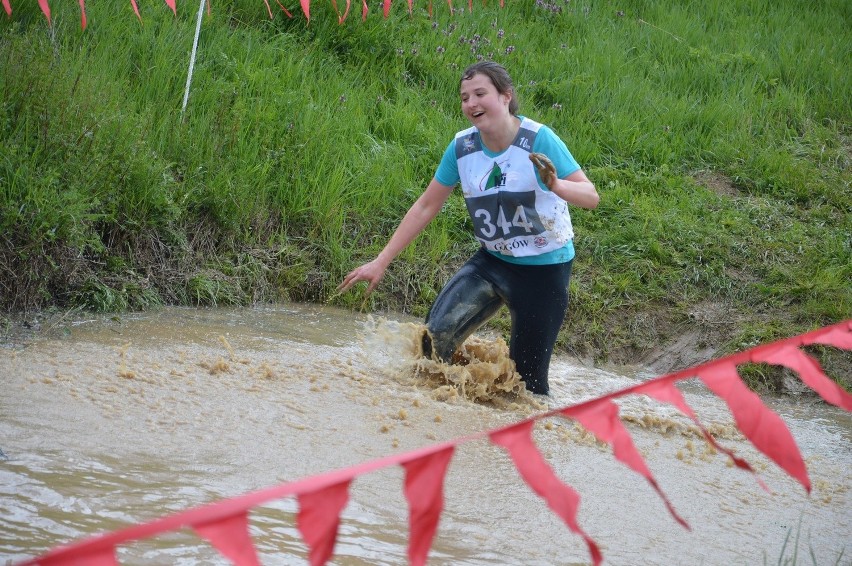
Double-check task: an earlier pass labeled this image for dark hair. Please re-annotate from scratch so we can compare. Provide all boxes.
[460,61,519,115]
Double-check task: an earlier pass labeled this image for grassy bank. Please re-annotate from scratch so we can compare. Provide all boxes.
[1,0,849,390]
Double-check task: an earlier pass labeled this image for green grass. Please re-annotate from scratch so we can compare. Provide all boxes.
[763,516,848,566]
[1,0,850,389]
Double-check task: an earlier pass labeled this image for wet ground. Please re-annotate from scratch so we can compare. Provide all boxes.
[1,304,849,565]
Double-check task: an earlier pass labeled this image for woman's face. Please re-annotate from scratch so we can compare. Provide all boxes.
[460,72,512,129]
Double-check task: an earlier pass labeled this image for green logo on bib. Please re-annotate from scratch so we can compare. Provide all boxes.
[485,162,506,191]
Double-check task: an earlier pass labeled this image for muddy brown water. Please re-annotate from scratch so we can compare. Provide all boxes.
[1,304,849,565]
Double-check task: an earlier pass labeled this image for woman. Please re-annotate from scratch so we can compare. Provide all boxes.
[338,61,599,395]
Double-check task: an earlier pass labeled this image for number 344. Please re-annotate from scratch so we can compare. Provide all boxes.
[474,205,534,238]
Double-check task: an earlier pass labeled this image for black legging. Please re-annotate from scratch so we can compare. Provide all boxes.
[423,248,573,395]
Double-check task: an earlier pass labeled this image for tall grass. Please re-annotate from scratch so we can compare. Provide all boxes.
[1,0,849,387]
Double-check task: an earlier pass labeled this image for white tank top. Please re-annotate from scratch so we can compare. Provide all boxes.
[454,118,574,258]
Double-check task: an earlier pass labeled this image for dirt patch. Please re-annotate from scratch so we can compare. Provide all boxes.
[693,169,740,197]
[638,327,718,375]
[633,299,738,374]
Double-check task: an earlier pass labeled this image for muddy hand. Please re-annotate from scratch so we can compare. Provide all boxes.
[338,259,386,296]
[529,152,557,189]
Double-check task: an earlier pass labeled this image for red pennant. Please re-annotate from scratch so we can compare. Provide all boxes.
[273,0,293,17]
[193,511,261,566]
[164,0,176,15]
[490,421,602,566]
[752,344,852,410]
[383,0,391,17]
[78,0,86,29]
[361,0,368,20]
[635,380,768,490]
[402,447,455,566]
[562,399,689,529]
[297,480,352,566]
[130,0,142,22]
[300,0,310,21]
[805,322,852,349]
[37,0,50,24]
[330,0,350,22]
[698,362,810,492]
[2,0,10,17]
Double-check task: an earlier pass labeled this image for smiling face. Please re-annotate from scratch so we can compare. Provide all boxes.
[460,72,513,131]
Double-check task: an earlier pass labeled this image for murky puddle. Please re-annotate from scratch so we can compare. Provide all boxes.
[1,304,849,565]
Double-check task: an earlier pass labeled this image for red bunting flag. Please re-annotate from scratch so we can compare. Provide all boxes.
[807,322,852,349]
[6,0,497,26]
[274,0,293,17]
[129,0,141,22]
[193,511,261,566]
[634,380,769,491]
[490,421,603,566]
[562,399,689,529]
[78,0,86,29]
[402,447,455,566]
[752,344,852,410]
[37,0,50,23]
[698,362,810,492]
[330,0,351,23]
[297,480,352,566]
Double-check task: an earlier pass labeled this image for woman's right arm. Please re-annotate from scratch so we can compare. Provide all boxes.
[338,178,455,295]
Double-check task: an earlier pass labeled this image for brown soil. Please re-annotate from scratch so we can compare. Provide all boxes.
[694,169,741,198]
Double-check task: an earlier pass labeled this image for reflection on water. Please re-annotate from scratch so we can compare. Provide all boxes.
[1,304,850,565]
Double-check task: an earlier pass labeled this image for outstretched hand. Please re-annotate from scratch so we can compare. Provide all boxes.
[337,259,388,296]
[529,152,557,190]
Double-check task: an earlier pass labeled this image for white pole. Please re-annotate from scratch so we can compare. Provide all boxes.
[181,0,207,121]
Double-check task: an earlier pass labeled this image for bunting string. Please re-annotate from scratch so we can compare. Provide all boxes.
[14,319,852,566]
[2,0,494,27]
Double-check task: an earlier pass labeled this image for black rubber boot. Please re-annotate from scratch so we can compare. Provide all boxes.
[424,270,503,362]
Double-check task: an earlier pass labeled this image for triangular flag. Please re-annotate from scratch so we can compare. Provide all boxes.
[402,447,455,566]
[563,399,689,528]
[129,0,142,22]
[193,511,261,566]
[806,322,852,349]
[699,362,810,492]
[490,421,602,566]
[297,479,352,566]
[636,380,769,491]
[78,0,87,29]
[752,344,852,410]
[37,0,50,24]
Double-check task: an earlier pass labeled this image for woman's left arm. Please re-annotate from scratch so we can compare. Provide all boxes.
[551,169,600,209]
